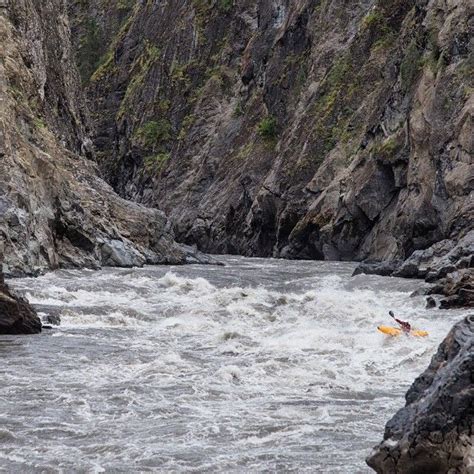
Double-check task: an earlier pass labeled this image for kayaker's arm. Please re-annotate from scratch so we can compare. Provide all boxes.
[389,311,411,332]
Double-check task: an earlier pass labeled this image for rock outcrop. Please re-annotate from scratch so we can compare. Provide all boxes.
[353,230,473,308]
[367,315,474,473]
[0,0,189,276]
[0,271,41,334]
[71,0,472,262]
[434,269,474,309]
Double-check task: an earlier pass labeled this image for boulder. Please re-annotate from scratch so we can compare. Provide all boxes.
[425,296,437,309]
[0,273,41,334]
[352,260,403,277]
[100,239,146,268]
[181,244,224,265]
[366,315,474,473]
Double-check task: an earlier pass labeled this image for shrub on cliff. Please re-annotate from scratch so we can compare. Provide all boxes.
[257,116,278,140]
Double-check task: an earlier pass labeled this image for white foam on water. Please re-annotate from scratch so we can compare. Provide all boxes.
[3,258,468,472]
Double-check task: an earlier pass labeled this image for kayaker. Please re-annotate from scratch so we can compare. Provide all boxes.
[389,310,411,333]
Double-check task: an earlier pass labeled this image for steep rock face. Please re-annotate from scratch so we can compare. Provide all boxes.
[75,0,472,261]
[0,271,41,334]
[366,315,474,473]
[68,0,134,84]
[0,0,187,276]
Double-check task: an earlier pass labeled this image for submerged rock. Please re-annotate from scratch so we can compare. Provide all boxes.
[0,273,41,334]
[366,315,474,473]
[425,296,437,309]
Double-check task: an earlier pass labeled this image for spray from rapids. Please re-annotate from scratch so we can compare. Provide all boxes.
[2,257,466,472]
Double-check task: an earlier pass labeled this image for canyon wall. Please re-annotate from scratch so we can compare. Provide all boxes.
[0,0,187,277]
[73,0,472,261]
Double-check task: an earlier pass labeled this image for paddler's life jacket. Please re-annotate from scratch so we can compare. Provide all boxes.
[395,318,411,332]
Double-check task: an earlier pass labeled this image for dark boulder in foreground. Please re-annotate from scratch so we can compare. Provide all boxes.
[367,315,474,473]
[0,273,41,334]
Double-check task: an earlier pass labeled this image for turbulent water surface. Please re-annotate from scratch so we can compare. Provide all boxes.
[2,257,468,472]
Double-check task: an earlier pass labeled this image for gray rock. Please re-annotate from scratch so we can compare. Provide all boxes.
[352,261,403,277]
[409,287,431,298]
[44,312,61,326]
[180,244,224,266]
[367,315,474,473]
[394,231,474,281]
[438,269,474,309]
[425,296,437,309]
[100,239,146,268]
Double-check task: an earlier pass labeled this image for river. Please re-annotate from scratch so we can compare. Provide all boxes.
[1,257,468,472]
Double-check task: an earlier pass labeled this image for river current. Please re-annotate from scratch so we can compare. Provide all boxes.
[1,257,468,472]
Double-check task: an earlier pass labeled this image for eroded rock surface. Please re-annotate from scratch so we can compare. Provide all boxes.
[367,315,474,473]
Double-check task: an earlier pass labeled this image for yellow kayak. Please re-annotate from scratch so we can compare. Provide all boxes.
[377,325,428,337]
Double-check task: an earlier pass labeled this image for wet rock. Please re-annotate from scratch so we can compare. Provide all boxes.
[0,273,41,335]
[425,296,437,309]
[397,231,474,282]
[409,287,431,298]
[356,232,474,308]
[44,313,61,326]
[367,315,474,473]
[181,244,224,266]
[392,260,426,279]
[437,270,474,309]
[352,261,403,277]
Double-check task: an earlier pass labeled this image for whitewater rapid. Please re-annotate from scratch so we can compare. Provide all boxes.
[1,257,468,472]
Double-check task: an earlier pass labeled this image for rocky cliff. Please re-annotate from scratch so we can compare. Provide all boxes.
[0,0,189,277]
[367,315,474,473]
[73,0,473,262]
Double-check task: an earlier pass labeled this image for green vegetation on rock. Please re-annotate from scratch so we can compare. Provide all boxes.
[311,55,360,158]
[363,8,395,50]
[178,114,196,140]
[118,40,161,118]
[143,152,170,174]
[257,116,278,140]
[373,136,402,163]
[134,119,172,148]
